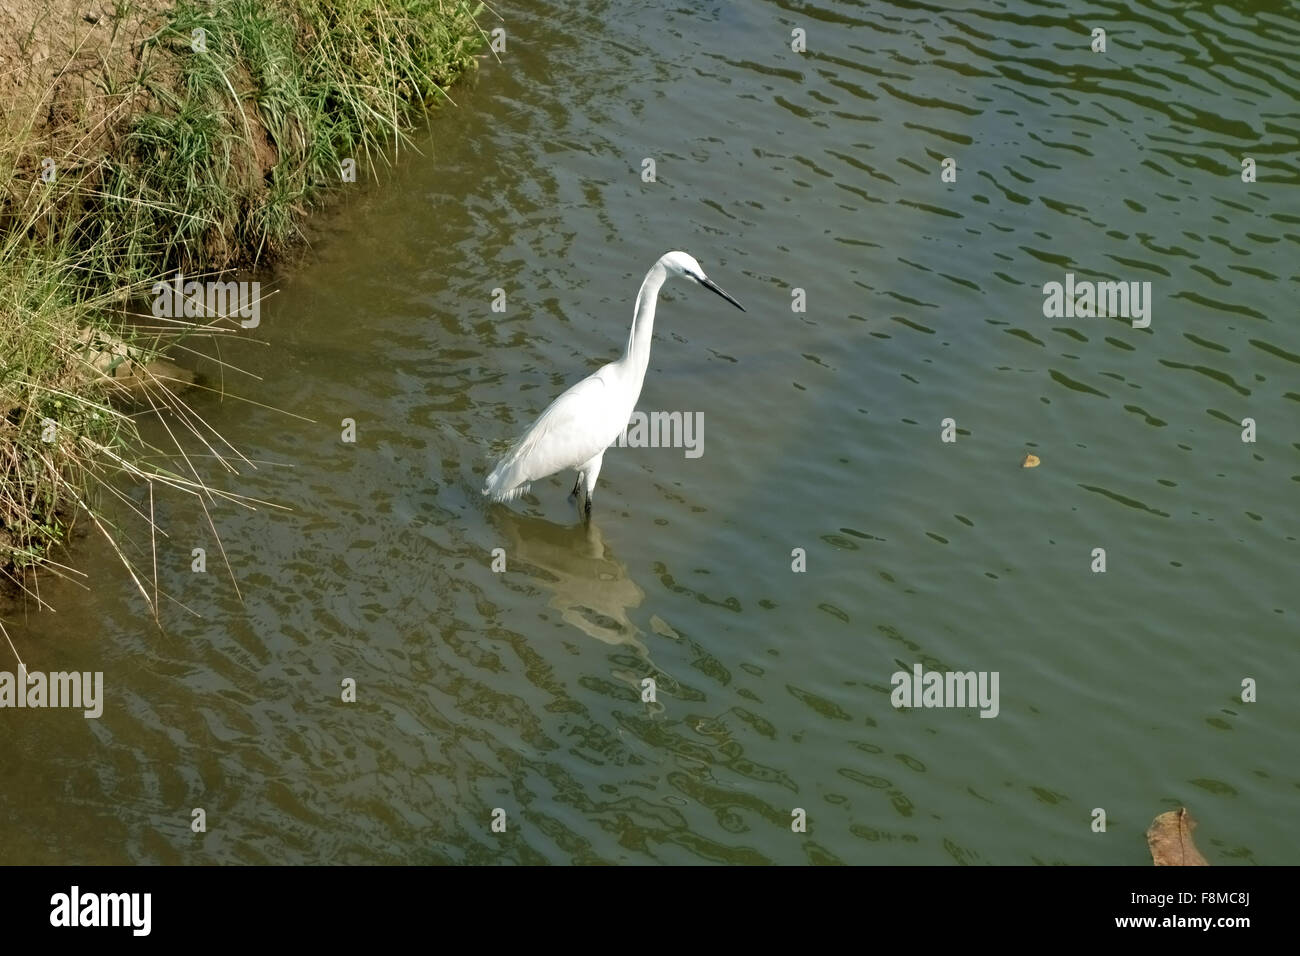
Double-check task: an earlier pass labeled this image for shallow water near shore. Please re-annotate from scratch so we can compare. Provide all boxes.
[3,0,1298,864]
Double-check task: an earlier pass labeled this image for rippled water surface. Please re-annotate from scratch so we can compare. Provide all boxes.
[4,0,1298,864]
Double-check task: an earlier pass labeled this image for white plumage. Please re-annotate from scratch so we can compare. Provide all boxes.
[483,250,745,516]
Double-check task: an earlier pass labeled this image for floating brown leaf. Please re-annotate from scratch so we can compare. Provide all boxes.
[1146,807,1209,866]
[1022,453,1040,468]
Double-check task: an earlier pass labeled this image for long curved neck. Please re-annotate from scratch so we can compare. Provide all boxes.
[620,260,667,380]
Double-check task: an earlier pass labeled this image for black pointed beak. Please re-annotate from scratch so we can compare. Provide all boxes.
[699,276,745,312]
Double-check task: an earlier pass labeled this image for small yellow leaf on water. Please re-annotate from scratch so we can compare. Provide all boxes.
[1147,807,1209,866]
[1022,454,1040,468]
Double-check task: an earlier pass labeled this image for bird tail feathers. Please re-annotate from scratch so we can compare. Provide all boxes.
[482,439,535,502]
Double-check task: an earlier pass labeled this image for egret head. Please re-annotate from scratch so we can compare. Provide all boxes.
[660,250,745,312]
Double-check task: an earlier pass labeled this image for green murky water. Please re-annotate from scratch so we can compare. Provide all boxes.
[3,0,1298,864]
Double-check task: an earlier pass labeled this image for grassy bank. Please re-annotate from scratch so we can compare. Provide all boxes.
[0,0,484,608]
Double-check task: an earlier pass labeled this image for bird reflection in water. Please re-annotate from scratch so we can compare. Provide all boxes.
[496,510,648,656]
[495,510,678,710]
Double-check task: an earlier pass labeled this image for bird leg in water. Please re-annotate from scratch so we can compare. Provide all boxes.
[570,474,582,500]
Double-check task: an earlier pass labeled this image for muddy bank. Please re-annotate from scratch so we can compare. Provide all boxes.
[0,0,485,599]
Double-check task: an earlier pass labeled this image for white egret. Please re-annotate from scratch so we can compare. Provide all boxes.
[482,250,745,516]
